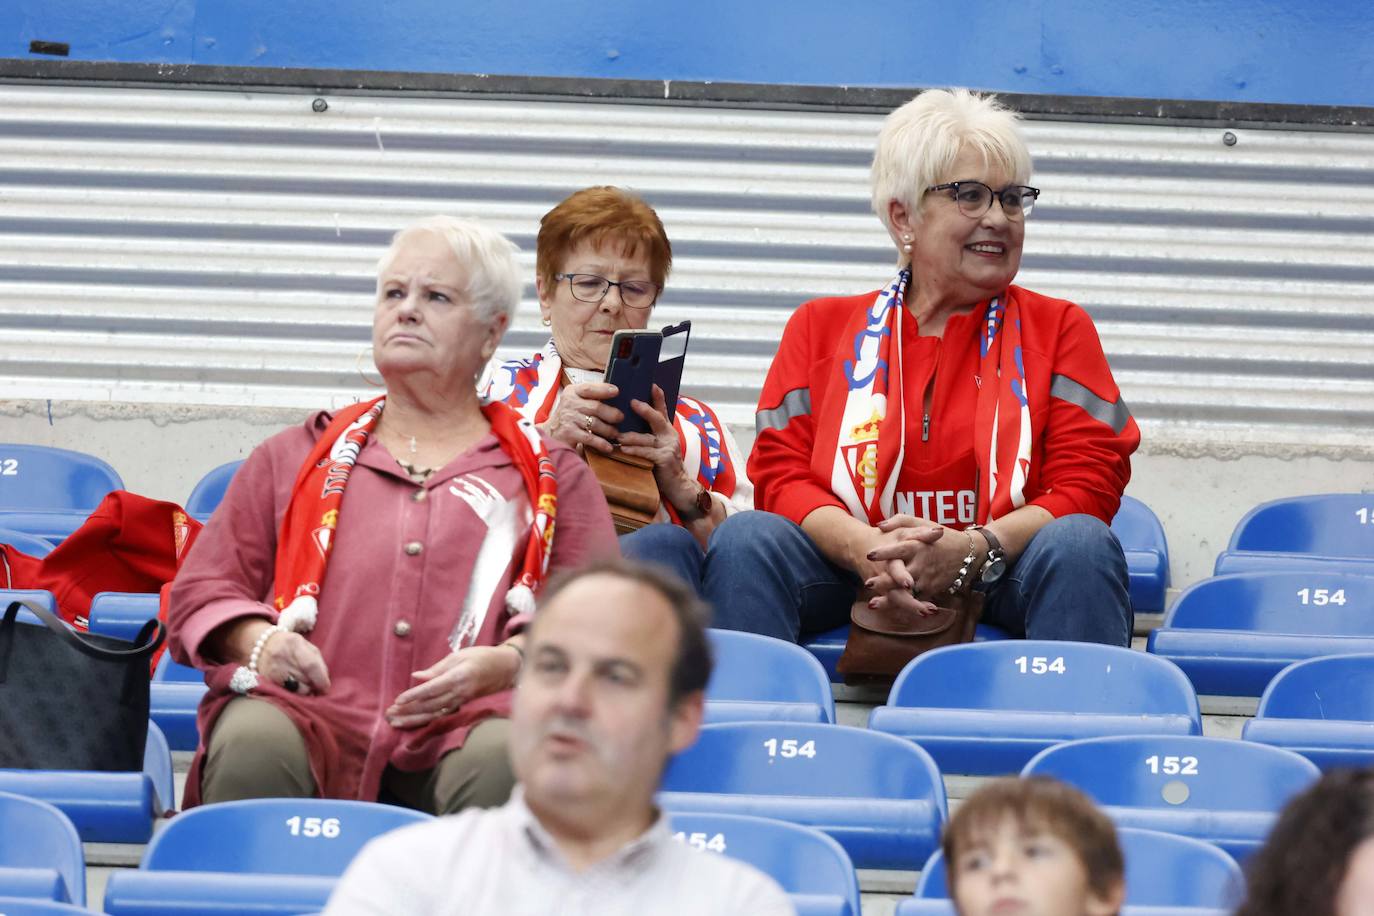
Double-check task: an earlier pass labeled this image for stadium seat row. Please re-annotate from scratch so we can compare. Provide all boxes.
[20,592,1374,775]
[0,789,1246,915]
[0,639,1341,880]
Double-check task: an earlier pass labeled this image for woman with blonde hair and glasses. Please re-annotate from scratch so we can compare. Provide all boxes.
[707,88,1139,646]
[482,186,751,588]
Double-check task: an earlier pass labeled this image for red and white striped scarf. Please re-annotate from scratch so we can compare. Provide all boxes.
[812,270,1033,525]
[273,395,558,636]
[482,340,738,521]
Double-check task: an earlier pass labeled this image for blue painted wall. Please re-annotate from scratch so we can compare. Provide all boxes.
[5,0,1370,107]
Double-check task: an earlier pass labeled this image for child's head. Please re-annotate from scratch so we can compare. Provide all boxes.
[943,777,1125,916]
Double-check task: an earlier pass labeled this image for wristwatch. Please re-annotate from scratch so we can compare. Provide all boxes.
[968,524,1007,590]
[678,485,714,522]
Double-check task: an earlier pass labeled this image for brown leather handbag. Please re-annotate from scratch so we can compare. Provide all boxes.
[584,449,660,534]
[835,589,982,684]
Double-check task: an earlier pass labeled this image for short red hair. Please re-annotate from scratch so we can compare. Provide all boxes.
[536,187,672,294]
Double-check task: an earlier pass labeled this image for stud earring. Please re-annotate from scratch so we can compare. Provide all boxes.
[541,316,551,327]
[901,233,913,254]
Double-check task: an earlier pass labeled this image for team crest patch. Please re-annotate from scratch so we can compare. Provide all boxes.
[312,508,339,559]
[172,510,192,560]
[841,407,884,501]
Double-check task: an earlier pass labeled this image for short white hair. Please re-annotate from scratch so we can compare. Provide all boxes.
[378,215,524,326]
[870,88,1033,243]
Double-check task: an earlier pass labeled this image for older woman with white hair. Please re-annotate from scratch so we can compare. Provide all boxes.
[703,88,1140,649]
[168,216,616,813]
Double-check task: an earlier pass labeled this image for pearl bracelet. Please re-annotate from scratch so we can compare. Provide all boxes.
[947,530,979,595]
[249,624,285,674]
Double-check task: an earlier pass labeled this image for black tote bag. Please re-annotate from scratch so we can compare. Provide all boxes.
[0,598,165,771]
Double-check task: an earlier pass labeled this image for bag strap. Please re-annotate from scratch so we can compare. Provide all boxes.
[1,599,167,663]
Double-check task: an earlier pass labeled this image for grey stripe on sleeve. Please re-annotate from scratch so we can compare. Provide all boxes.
[755,387,812,436]
[1050,375,1133,435]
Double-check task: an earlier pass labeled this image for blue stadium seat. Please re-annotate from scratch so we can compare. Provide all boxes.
[1,589,58,627]
[102,798,433,916]
[1113,494,1171,614]
[658,722,947,870]
[1243,653,1374,770]
[0,792,85,905]
[0,528,55,558]
[185,460,243,523]
[149,654,207,751]
[1147,571,1374,696]
[153,653,204,683]
[0,444,123,543]
[668,812,860,916]
[87,592,160,643]
[1020,735,1319,862]
[868,641,1202,775]
[1215,493,1374,575]
[804,622,1010,684]
[706,630,835,724]
[0,722,174,844]
[86,593,205,751]
[908,826,1241,910]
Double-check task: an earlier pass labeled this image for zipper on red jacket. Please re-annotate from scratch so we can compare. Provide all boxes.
[921,375,935,442]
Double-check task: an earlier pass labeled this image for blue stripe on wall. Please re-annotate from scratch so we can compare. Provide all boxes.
[4,0,1369,108]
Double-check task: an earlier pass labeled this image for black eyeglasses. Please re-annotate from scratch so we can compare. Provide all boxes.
[555,273,659,310]
[925,181,1041,220]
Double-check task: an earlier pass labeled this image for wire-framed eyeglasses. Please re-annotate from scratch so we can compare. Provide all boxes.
[555,273,659,310]
[925,181,1041,220]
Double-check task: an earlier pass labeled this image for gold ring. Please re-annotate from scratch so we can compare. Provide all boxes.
[584,414,594,431]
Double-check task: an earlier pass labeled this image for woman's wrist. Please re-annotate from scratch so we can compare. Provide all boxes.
[209,617,277,667]
[501,640,525,687]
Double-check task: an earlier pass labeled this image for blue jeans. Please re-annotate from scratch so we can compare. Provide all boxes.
[619,523,705,592]
[694,511,1133,646]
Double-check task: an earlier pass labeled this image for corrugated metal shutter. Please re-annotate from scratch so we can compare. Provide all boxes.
[2,84,1371,448]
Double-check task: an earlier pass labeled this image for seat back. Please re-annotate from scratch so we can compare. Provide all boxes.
[0,527,56,557]
[88,592,161,642]
[186,460,244,521]
[706,629,835,722]
[1226,493,1374,559]
[0,445,122,511]
[1021,735,1319,813]
[0,589,58,626]
[916,826,1242,908]
[141,798,432,875]
[153,652,204,683]
[886,641,1200,719]
[662,722,946,804]
[1255,653,1374,720]
[144,722,174,815]
[668,812,860,913]
[1164,572,1374,635]
[0,792,85,905]
[1112,494,1170,612]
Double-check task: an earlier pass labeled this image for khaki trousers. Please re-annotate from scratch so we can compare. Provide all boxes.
[200,697,515,815]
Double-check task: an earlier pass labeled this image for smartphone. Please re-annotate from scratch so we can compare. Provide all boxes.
[655,320,691,419]
[602,329,662,436]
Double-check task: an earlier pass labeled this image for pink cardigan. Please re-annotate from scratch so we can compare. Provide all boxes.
[169,410,618,805]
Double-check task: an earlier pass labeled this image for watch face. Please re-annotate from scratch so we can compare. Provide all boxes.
[694,488,714,515]
[980,556,1007,584]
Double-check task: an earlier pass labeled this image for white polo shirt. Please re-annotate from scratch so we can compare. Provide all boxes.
[325,790,796,916]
